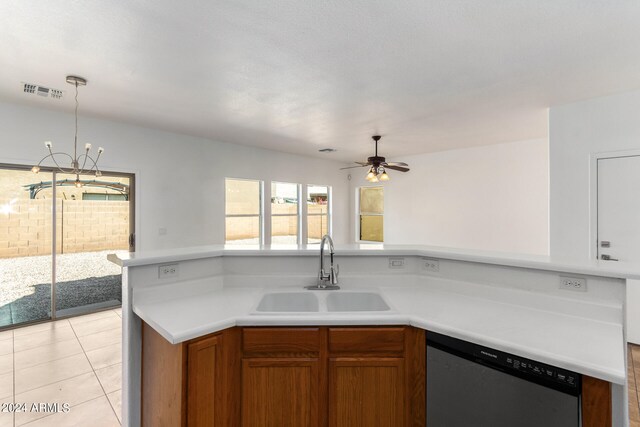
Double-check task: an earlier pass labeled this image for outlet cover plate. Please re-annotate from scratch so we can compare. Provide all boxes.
[559,276,587,292]
[159,263,179,279]
[422,258,440,272]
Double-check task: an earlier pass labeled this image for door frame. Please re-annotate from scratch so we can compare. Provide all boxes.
[589,148,640,260]
[0,161,137,327]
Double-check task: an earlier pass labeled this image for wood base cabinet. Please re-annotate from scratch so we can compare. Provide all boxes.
[141,323,240,427]
[141,324,425,426]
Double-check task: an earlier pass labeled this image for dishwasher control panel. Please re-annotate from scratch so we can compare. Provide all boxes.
[428,332,581,396]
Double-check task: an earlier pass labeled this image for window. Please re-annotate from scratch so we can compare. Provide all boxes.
[358,186,383,242]
[271,182,300,245]
[307,185,330,244]
[82,193,128,201]
[225,178,262,245]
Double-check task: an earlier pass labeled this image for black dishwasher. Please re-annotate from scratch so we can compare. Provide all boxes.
[427,332,581,427]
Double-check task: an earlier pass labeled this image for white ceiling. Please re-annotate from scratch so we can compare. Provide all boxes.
[2,1,640,162]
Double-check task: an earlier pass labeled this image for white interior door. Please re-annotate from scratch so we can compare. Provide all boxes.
[597,155,640,344]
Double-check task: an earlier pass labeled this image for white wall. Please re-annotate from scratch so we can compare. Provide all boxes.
[549,89,640,259]
[350,139,549,255]
[0,101,351,250]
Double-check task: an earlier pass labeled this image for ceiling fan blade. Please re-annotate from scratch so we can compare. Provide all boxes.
[340,163,370,170]
[384,165,410,172]
[384,162,409,167]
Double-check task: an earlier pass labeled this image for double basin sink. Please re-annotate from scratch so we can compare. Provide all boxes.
[254,291,391,314]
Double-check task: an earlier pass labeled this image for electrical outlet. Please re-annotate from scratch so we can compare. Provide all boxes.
[559,276,587,292]
[159,263,179,279]
[422,258,439,272]
[389,257,405,269]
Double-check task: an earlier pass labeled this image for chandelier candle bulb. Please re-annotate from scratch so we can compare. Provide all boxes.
[85,143,92,150]
[31,166,40,174]
[44,141,52,148]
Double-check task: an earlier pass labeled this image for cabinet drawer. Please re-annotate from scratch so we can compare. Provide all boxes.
[328,327,405,355]
[242,327,321,355]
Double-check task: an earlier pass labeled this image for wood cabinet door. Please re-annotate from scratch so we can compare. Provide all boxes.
[241,358,320,427]
[328,358,405,427]
[187,334,224,427]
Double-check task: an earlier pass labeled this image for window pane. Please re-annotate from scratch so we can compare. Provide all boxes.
[0,168,53,327]
[360,187,383,214]
[271,182,298,244]
[271,215,298,245]
[271,182,298,211]
[226,179,260,215]
[308,214,328,244]
[308,185,329,244]
[54,172,129,317]
[225,216,260,245]
[360,215,383,242]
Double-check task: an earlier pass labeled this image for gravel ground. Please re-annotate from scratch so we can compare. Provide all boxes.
[0,250,126,326]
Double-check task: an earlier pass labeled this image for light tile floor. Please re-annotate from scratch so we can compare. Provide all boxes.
[0,313,639,426]
[0,309,122,427]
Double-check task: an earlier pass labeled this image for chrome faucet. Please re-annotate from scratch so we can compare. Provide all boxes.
[306,234,340,290]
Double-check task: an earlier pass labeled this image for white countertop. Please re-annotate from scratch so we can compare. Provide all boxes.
[133,275,626,385]
[109,243,640,279]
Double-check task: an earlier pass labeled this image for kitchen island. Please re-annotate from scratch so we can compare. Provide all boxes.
[109,244,638,426]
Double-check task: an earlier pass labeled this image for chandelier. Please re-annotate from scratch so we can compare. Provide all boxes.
[31,75,104,187]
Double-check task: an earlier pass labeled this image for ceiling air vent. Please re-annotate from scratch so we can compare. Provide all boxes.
[22,82,64,100]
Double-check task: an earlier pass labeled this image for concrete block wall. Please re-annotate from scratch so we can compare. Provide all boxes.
[226,203,329,241]
[0,199,129,258]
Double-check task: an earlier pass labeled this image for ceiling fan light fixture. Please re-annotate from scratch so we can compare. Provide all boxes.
[366,167,377,181]
[340,135,410,181]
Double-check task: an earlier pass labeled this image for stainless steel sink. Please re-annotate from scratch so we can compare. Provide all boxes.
[255,292,319,312]
[326,292,390,312]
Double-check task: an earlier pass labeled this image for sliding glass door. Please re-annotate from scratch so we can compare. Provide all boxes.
[0,168,53,326]
[0,165,134,328]
[53,172,133,318]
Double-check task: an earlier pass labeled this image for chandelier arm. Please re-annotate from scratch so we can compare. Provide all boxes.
[47,152,76,174]
[83,154,101,174]
[79,151,89,172]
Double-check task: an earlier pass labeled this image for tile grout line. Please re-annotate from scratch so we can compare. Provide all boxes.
[19,395,108,427]
[12,371,104,427]
[13,366,95,398]
[12,338,84,372]
[69,318,121,425]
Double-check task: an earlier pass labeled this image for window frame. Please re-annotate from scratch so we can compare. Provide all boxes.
[356,185,384,243]
[306,184,332,244]
[224,177,264,245]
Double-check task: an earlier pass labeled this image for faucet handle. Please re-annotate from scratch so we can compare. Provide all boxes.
[331,264,340,285]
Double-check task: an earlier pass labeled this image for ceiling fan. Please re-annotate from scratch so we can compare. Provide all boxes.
[340,135,410,182]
